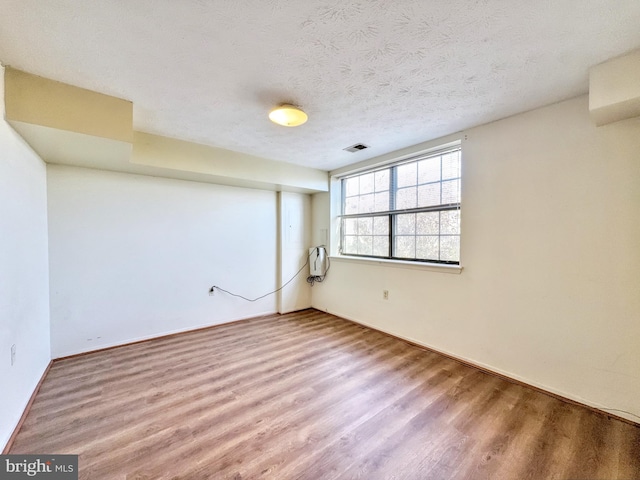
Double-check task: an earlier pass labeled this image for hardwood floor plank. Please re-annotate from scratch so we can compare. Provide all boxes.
[16,317,379,455]
[71,327,403,477]
[332,368,475,480]
[124,334,427,479]
[8,309,640,479]
[243,357,458,480]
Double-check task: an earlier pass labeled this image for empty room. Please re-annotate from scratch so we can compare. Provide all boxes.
[1,1,639,479]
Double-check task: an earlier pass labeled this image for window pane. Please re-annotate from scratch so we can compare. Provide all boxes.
[359,193,374,213]
[416,212,439,235]
[395,236,415,258]
[441,179,460,204]
[344,235,357,254]
[360,173,374,194]
[397,163,417,188]
[442,152,460,180]
[396,186,417,209]
[375,170,390,192]
[373,236,389,257]
[357,217,373,235]
[345,177,359,196]
[358,236,373,255]
[374,191,389,211]
[344,218,358,235]
[416,236,439,260]
[374,216,389,235]
[395,214,416,235]
[417,183,440,207]
[440,235,460,262]
[440,210,460,234]
[418,157,440,184]
[344,196,359,214]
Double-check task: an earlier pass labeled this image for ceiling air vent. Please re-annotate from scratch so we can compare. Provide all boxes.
[343,143,369,153]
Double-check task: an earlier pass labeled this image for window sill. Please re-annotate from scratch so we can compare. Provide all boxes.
[330,255,463,274]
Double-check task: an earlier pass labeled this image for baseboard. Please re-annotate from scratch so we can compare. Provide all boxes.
[54,310,278,360]
[2,360,53,454]
[321,308,639,427]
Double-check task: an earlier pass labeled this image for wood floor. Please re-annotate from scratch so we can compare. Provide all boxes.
[9,309,640,479]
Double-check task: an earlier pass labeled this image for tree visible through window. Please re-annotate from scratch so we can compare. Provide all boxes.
[340,146,461,264]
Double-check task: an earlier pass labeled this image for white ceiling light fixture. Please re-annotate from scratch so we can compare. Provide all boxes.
[269,104,308,127]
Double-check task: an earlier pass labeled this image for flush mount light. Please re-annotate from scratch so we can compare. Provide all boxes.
[268,104,308,127]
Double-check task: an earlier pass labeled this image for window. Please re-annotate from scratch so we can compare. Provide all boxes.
[339,146,461,264]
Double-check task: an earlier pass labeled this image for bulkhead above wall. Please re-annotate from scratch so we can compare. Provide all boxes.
[2,67,327,193]
[589,49,640,126]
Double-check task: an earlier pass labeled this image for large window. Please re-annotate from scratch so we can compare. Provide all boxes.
[339,146,461,264]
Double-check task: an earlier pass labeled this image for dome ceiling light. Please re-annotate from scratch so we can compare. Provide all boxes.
[268,104,308,127]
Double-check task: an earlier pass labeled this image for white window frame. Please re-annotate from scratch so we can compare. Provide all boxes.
[335,143,462,267]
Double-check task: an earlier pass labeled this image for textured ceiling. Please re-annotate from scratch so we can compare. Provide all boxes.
[1,0,639,171]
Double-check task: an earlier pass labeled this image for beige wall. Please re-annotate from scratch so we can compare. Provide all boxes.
[0,66,51,449]
[312,95,640,422]
[47,166,280,357]
[278,192,312,313]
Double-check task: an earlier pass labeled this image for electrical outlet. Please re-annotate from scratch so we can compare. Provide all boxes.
[383,290,389,300]
[11,344,16,366]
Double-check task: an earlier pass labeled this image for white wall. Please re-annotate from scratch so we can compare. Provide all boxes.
[311,192,330,249]
[0,65,51,450]
[277,192,312,313]
[47,166,279,357]
[312,95,640,422]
